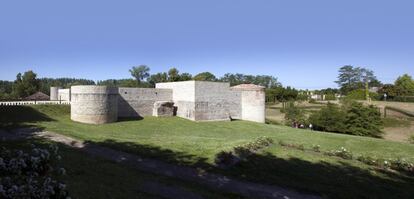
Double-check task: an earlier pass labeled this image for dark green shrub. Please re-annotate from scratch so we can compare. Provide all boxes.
[343,102,383,137]
[284,102,306,124]
[309,101,383,137]
[309,103,346,133]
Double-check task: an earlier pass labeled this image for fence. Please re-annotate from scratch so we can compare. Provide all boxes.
[0,101,70,106]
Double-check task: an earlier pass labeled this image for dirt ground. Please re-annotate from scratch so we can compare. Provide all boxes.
[383,121,414,143]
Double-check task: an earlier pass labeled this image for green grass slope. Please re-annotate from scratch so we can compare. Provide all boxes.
[2,105,414,199]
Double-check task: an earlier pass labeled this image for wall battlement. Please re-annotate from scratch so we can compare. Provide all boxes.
[63,81,265,124]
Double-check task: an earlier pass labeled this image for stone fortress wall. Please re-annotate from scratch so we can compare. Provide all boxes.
[118,88,172,118]
[59,80,265,124]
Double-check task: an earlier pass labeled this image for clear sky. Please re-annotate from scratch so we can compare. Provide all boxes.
[0,0,413,89]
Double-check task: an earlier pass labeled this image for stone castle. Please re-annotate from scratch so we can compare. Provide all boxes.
[50,81,265,124]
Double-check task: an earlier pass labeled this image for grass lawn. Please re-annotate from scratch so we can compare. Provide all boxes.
[0,139,243,199]
[1,105,414,198]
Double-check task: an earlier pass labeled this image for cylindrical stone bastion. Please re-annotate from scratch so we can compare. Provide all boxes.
[70,86,119,124]
[50,87,62,101]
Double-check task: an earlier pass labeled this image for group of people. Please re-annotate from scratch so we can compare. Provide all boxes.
[292,121,313,130]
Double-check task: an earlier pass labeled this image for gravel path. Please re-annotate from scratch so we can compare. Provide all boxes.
[1,128,322,199]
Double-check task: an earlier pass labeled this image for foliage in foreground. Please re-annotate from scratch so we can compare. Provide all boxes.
[215,137,274,168]
[276,140,414,174]
[309,101,383,137]
[0,144,69,199]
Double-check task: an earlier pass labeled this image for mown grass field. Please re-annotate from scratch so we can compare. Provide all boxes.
[0,139,240,199]
[1,105,414,198]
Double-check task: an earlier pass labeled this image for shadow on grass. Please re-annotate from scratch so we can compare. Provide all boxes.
[0,106,54,130]
[118,116,144,122]
[86,139,211,169]
[86,139,414,199]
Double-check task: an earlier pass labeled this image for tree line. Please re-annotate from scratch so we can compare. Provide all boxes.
[0,71,95,100]
[309,65,414,102]
[1,66,288,101]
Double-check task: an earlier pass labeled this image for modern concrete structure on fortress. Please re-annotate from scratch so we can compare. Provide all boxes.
[55,81,265,124]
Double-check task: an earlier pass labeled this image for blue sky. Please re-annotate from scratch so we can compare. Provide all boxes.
[0,0,413,89]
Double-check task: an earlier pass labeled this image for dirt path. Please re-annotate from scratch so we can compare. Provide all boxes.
[1,128,321,199]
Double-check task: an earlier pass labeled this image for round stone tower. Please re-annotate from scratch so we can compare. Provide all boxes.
[70,86,119,124]
[50,87,62,101]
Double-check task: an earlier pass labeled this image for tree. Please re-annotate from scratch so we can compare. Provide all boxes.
[378,84,397,99]
[394,74,414,96]
[148,72,168,86]
[168,67,180,82]
[283,102,306,125]
[179,73,193,81]
[343,101,383,137]
[219,73,280,88]
[193,72,217,81]
[129,65,150,84]
[309,101,383,137]
[309,103,346,133]
[12,70,40,98]
[335,65,380,94]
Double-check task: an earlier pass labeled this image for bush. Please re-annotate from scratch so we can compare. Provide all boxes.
[325,147,353,159]
[284,102,306,125]
[343,101,383,137]
[309,103,346,133]
[325,94,336,101]
[345,89,378,100]
[309,101,383,137]
[312,145,321,152]
[215,137,274,167]
[0,144,69,199]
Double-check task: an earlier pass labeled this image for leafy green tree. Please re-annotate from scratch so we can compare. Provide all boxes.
[309,101,383,137]
[148,72,168,86]
[97,79,150,87]
[309,103,346,132]
[394,74,414,96]
[193,72,217,81]
[179,73,193,81]
[283,102,306,124]
[129,65,150,84]
[38,78,95,94]
[265,86,298,102]
[12,71,40,98]
[378,84,397,100]
[343,101,383,137]
[219,73,280,88]
[335,65,380,94]
[168,67,180,82]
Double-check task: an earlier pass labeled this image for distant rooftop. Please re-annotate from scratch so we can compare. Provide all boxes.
[24,92,50,101]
